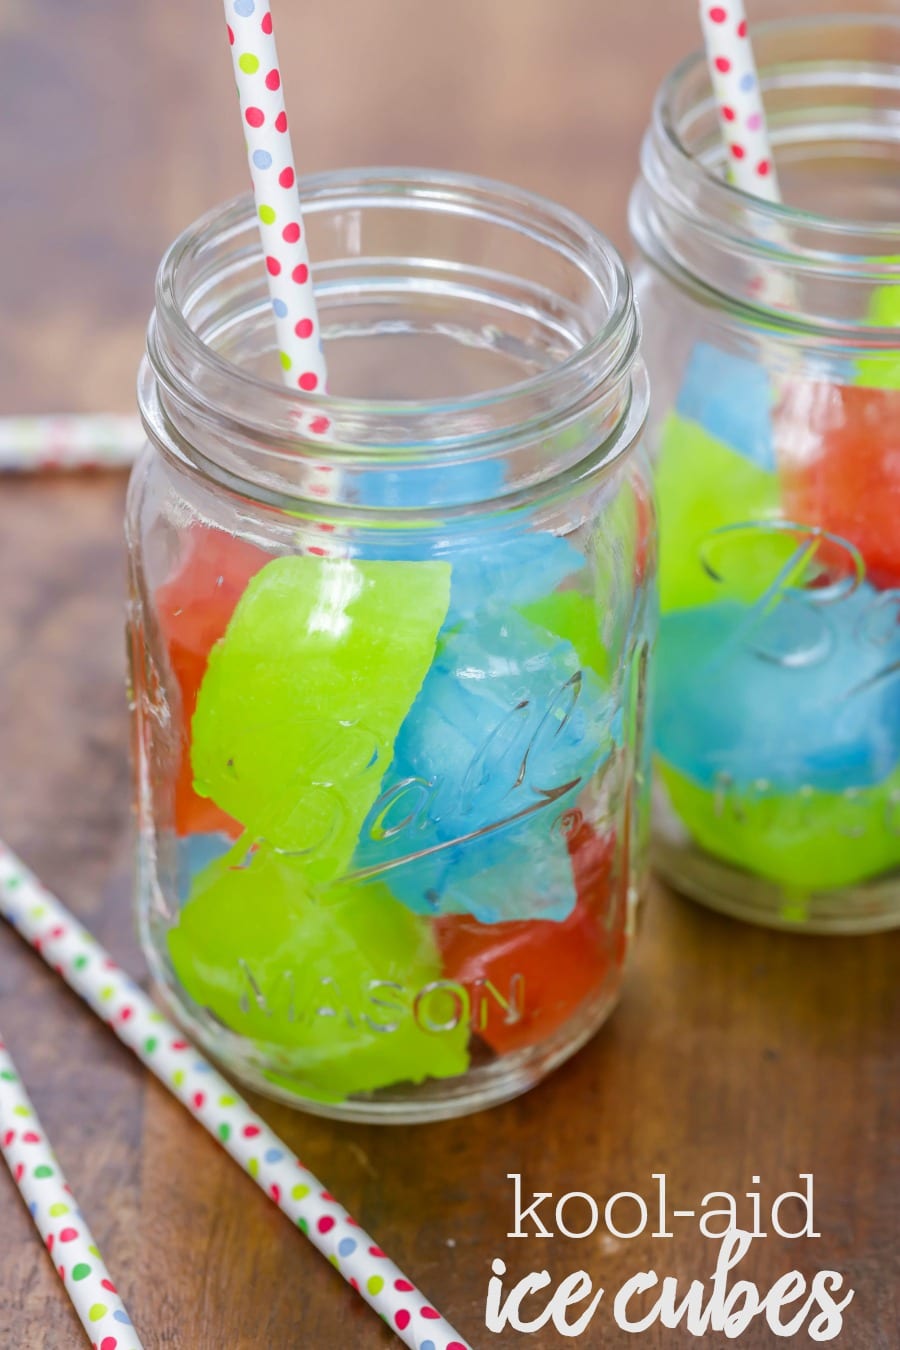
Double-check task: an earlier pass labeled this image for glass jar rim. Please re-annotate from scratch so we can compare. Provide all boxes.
[151,165,638,440]
[656,12,900,244]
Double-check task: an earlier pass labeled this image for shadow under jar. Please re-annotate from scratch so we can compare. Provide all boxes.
[630,16,900,934]
[127,168,655,1123]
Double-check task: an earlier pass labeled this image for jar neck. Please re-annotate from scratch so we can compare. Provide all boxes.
[140,169,645,518]
[630,15,900,354]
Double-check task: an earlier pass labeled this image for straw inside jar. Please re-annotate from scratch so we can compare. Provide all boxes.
[224,0,328,394]
[698,0,781,204]
[697,0,794,311]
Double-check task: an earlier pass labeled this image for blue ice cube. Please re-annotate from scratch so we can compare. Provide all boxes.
[366,809,580,925]
[654,584,900,791]
[354,611,615,921]
[355,456,505,510]
[177,832,234,901]
[676,342,776,471]
[350,523,585,624]
[444,531,585,622]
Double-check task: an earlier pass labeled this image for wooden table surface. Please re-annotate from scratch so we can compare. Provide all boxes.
[1,1,898,1346]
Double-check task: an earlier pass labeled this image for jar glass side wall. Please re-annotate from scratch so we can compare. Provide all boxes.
[631,15,900,931]
[129,172,654,1122]
[637,264,900,933]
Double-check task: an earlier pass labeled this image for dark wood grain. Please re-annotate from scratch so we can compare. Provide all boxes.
[1,1,898,1346]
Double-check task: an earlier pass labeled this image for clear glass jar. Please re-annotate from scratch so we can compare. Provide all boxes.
[127,168,655,1123]
[631,16,900,934]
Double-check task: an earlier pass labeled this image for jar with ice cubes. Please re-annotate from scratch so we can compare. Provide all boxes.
[127,168,655,1121]
[630,17,900,931]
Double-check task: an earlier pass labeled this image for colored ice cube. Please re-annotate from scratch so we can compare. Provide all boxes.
[519,589,610,678]
[777,380,900,590]
[353,610,615,922]
[155,527,270,837]
[675,342,776,470]
[658,759,900,892]
[654,586,900,793]
[176,831,233,901]
[655,415,782,614]
[444,530,586,623]
[344,524,586,624]
[368,811,581,925]
[857,283,900,390]
[355,455,505,509]
[190,554,451,880]
[435,818,624,1054]
[168,847,470,1103]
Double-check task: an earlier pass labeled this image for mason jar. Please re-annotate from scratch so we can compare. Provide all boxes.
[631,16,900,933]
[127,168,655,1123]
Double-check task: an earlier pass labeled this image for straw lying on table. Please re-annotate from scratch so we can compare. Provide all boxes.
[0,843,471,1350]
[0,415,143,473]
[0,1036,143,1350]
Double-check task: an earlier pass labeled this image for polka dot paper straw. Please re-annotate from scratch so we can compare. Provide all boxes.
[224,0,328,396]
[0,843,471,1350]
[0,1036,143,1350]
[697,0,796,314]
[698,0,780,202]
[0,415,143,473]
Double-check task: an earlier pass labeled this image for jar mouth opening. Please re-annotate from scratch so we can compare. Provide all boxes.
[657,13,900,245]
[151,166,638,451]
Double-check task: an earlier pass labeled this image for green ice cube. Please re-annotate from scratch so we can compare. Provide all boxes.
[519,589,610,679]
[658,758,900,892]
[857,282,900,390]
[190,555,451,880]
[168,847,470,1103]
[656,414,784,614]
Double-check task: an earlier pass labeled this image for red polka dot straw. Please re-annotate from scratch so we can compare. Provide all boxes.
[0,1037,144,1348]
[0,843,472,1350]
[697,0,781,203]
[224,1,327,396]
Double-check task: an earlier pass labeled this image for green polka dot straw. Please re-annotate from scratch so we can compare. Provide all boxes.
[0,1036,143,1349]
